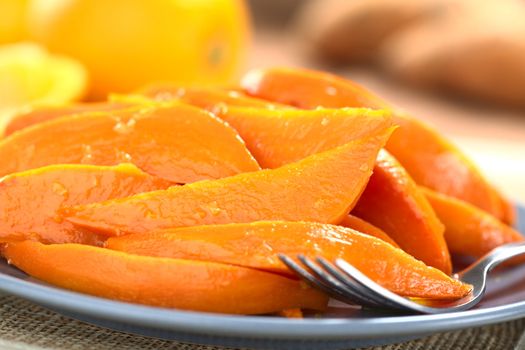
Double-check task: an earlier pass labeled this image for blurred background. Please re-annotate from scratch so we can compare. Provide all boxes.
[0,0,524,201]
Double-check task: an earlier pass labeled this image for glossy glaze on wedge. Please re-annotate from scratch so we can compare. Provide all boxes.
[63,128,393,236]
[353,150,451,274]
[216,106,392,168]
[423,187,523,258]
[241,67,513,224]
[0,103,260,183]
[4,102,133,136]
[135,84,285,111]
[106,221,471,299]
[4,241,327,314]
[0,163,171,245]
[208,104,450,272]
[339,214,398,247]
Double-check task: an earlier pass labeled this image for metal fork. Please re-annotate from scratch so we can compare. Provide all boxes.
[279,241,525,314]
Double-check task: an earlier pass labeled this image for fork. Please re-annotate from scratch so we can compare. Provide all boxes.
[278,241,525,314]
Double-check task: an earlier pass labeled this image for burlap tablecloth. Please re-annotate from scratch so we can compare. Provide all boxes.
[1,293,524,350]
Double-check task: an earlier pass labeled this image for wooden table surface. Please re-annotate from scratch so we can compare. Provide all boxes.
[248,31,525,203]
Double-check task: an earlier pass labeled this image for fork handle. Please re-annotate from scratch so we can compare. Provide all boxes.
[456,241,525,279]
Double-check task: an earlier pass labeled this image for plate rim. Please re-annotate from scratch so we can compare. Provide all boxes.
[0,204,523,341]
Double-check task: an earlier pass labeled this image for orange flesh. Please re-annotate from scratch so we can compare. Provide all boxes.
[63,128,393,236]
[352,150,451,274]
[3,241,327,314]
[216,106,392,168]
[4,102,133,136]
[386,115,509,224]
[0,103,260,183]
[240,67,513,224]
[422,187,524,258]
[241,67,387,109]
[135,84,285,111]
[209,105,449,272]
[105,221,471,299]
[495,188,516,226]
[0,164,171,245]
[339,214,399,247]
[277,309,303,318]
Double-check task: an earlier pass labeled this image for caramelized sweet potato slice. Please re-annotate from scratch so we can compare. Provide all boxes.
[106,221,471,299]
[134,84,286,110]
[241,67,513,224]
[210,106,449,272]
[386,115,511,225]
[3,241,327,314]
[242,67,386,109]
[277,309,303,318]
[422,187,524,258]
[0,103,260,183]
[215,107,398,249]
[339,214,398,247]
[353,150,451,274]
[0,164,171,245]
[217,106,392,168]
[63,128,393,236]
[499,192,517,228]
[4,102,133,136]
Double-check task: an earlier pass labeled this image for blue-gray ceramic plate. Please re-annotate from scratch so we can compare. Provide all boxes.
[0,205,524,350]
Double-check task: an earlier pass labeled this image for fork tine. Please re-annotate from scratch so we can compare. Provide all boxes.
[298,255,381,308]
[317,257,404,310]
[281,254,473,314]
[278,254,354,303]
[279,254,364,305]
[335,258,416,311]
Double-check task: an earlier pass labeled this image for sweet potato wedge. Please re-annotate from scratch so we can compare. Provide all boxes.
[422,187,523,258]
[63,128,394,236]
[4,102,133,136]
[339,214,398,247]
[242,67,386,109]
[0,103,260,183]
[3,241,327,314]
[241,67,513,224]
[135,84,285,110]
[353,150,451,273]
[209,106,450,272]
[0,163,171,245]
[216,106,392,168]
[106,221,471,299]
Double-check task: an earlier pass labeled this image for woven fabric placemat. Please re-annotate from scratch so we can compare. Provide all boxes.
[1,292,524,350]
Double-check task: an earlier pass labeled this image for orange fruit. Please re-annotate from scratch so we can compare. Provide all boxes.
[0,0,29,44]
[28,0,251,99]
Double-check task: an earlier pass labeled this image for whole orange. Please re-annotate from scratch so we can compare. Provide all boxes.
[28,0,251,98]
[0,0,29,44]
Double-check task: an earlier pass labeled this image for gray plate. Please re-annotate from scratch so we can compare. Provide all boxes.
[0,205,524,350]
